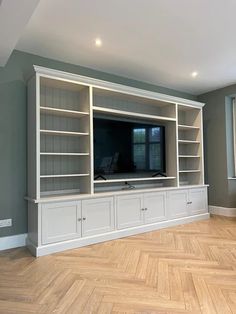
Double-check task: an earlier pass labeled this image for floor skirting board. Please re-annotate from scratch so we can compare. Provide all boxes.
[209,205,236,217]
[0,234,27,251]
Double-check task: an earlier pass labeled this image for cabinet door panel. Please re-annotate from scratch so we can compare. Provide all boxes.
[82,197,114,237]
[116,194,143,230]
[189,188,207,215]
[167,190,189,219]
[42,201,81,244]
[143,192,167,224]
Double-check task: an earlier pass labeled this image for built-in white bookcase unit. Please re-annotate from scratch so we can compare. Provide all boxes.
[27,66,209,257]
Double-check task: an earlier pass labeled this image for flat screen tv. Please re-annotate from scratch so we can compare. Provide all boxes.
[94,116,166,179]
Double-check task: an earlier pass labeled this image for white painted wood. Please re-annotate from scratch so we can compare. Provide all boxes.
[40,174,89,178]
[143,192,167,224]
[40,106,89,118]
[40,153,89,156]
[94,176,176,184]
[34,66,205,108]
[116,194,144,230]
[30,213,210,257]
[179,170,201,173]
[82,197,114,237]
[93,106,176,122]
[27,75,37,199]
[178,140,200,144]
[40,130,89,137]
[41,201,82,244]
[178,124,200,130]
[179,155,200,158]
[189,188,207,215]
[167,189,189,219]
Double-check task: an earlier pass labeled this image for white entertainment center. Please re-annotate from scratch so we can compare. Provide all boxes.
[26,66,209,257]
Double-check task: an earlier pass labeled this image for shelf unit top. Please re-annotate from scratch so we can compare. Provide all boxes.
[40,106,89,118]
[93,106,176,122]
[34,65,205,109]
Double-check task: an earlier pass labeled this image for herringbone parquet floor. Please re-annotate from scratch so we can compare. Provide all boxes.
[0,215,236,314]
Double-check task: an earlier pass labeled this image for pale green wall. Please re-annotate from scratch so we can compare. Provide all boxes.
[0,50,196,237]
[198,85,236,208]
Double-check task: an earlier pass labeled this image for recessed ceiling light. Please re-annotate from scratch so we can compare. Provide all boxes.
[95,38,102,47]
[191,71,198,78]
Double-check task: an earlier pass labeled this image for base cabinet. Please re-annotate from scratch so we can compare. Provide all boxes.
[116,191,167,230]
[116,194,143,230]
[42,201,82,245]
[189,188,207,215]
[167,187,208,219]
[29,186,208,256]
[143,192,167,224]
[82,197,114,237]
[167,190,189,219]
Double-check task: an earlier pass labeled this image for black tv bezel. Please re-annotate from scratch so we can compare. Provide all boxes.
[93,116,166,176]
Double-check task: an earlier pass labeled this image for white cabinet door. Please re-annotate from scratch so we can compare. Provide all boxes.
[189,188,207,215]
[116,194,143,230]
[167,190,189,219]
[143,192,167,224]
[82,197,114,237]
[42,201,81,244]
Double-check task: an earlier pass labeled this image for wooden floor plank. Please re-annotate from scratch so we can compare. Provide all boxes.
[0,215,235,313]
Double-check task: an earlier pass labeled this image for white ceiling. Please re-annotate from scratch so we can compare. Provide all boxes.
[0,0,39,66]
[3,0,236,95]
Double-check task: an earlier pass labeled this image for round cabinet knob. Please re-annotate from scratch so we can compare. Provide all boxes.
[78,218,82,222]
[83,217,86,221]
[145,208,148,211]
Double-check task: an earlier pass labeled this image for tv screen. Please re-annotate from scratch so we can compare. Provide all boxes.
[94,117,165,177]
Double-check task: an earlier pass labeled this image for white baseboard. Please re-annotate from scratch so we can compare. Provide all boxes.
[209,205,236,217]
[0,233,27,251]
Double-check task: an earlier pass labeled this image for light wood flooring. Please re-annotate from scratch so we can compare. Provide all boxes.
[0,215,236,314]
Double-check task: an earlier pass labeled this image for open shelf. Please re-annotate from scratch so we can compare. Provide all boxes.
[179,155,200,158]
[40,106,89,118]
[41,174,89,178]
[40,130,89,137]
[179,170,200,173]
[94,176,176,184]
[93,106,176,122]
[40,152,89,156]
[178,124,199,130]
[178,140,200,144]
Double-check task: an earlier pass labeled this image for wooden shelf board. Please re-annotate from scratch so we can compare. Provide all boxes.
[40,130,89,137]
[93,106,176,122]
[40,173,90,178]
[179,155,200,158]
[178,124,199,130]
[40,152,89,156]
[40,106,89,118]
[94,176,176,184]
[178,140,200,144]
[179,170,201,173]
